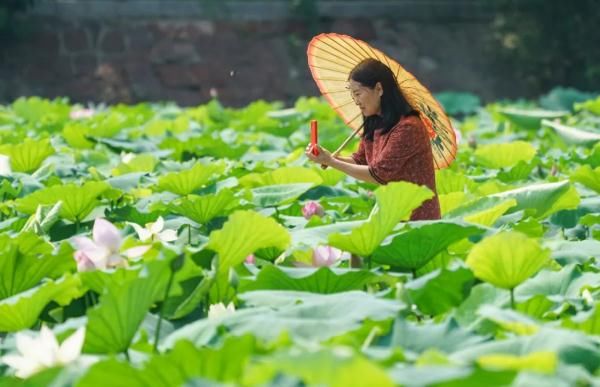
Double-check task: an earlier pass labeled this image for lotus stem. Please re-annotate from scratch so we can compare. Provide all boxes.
[153,266,176,353]
[510,288,515,310]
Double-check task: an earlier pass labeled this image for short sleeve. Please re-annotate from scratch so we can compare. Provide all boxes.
[351,139,367,165]
[368,122,423,185]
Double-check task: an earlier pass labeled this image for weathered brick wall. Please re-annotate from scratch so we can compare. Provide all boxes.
[0,1,514,107]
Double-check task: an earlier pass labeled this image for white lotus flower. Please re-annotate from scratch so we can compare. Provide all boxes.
[72,218,150,272]
[0,154,11,176]
[129,216,178,243]
[1,326,85,379]
[208,302,235,320]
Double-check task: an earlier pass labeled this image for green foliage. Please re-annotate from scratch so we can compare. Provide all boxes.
[0,93,599,385]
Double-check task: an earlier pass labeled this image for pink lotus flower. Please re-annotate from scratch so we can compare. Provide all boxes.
[72,218,150,272]
[453,127,462,145]
[302,201,324,219]
[69,108,95,120]
[312,246,350,267]
[245,254,256,264]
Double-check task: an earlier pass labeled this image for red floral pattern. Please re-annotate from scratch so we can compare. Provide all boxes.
[352,115,441,221]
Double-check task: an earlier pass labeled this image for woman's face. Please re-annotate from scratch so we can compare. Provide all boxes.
[348,80,382,117]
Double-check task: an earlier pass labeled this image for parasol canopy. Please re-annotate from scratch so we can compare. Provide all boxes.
[307,33,457,169]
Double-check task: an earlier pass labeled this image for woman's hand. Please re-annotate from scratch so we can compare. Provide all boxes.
[305,143,333,166]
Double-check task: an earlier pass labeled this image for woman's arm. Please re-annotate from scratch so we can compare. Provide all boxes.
[328,157,379,184]
[305,144,379,184]
[333,155,357,164]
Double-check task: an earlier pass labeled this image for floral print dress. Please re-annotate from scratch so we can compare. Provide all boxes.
[351,114,442,221]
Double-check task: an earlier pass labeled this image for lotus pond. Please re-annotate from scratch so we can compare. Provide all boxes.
[1,89,600,386]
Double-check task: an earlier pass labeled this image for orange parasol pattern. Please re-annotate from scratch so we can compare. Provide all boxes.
[307,33,457,169]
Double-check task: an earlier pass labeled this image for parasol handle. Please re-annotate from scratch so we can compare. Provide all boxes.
[320,124,364,170]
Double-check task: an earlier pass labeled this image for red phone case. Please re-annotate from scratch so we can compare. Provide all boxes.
[310,120,319,156]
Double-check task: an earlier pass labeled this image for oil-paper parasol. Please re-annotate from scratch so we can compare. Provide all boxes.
[307,33,457,169]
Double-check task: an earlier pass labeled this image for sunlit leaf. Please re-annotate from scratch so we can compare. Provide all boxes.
[157,162,226,196]
[0,275,82,332]
[240,266,376,294]
[474,141,536,169]
[329,182,433,257]
[14,181,110,222]
[570,164,600,194]
[466,231,550,290]
[168,189,239,224]
[477,351,557,374]
[0,138,55,173]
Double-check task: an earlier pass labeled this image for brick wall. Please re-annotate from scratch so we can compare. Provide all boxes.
[0,0,516,107]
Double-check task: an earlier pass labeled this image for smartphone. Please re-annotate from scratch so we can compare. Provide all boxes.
[310,120,319,156]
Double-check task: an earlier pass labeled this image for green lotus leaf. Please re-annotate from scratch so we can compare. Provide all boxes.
[477,351,557,374]
[451,328,600,373]
[542,119,600,146]
[439,192,470,215]
[515,264,600,303]
[435,169,477,194]
[444,196,517,226]
[575,95,600,115]
[490,180,580,219]
[497,107,568,130]
[207,210,290,301]
[404,263,475,315]
[0,274,82,332]
[21,201,63,234]
[164,290,403,346]
[544,240,600,265]
[84,259,171,354]
[0,138,55,173]
[112,154,157,176]
[477,305,540,335]
[290,220,365,250]
[240,166,323,188]
[250,183,315,207]
[570,164,600,193]
[80,336,255,386]
[243,348,394,387]
[312,166,345,186]
[12,96,70,128]
[474,141,536,169]
[465,199,517,226]
[169,189,239,224]
[239,265,376,294]
[329,181,433,257]
[0,233,74,300]
[562,304,600,336]
[496,159,538,182]
[373,221,484,270]
[14,181,110,222]
[466,231,550,290]
[157,161,226,196]
[390,317,488,355]
[62,122,94,149]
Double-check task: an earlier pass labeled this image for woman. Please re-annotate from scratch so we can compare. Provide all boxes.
[304,58,441,221]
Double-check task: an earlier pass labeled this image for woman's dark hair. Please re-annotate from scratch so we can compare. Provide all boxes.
[349,58,417,141]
